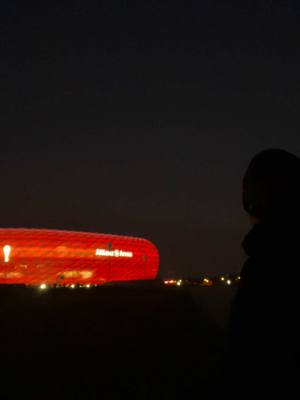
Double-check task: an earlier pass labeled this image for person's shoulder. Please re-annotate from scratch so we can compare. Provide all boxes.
[240,256,265,282]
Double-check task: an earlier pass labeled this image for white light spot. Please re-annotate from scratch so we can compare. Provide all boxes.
[40,283,47,290]
[3,245,12,263]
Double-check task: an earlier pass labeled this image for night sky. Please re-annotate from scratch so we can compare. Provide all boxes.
[1,1,300,277]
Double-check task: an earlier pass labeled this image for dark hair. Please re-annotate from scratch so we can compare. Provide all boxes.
[243,149,300,221]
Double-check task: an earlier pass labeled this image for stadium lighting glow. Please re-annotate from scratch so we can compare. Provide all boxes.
[3,245,12,263]
[220,277,225,281]
[40,283,47,290]
[85,284,91,288]
[0,228,159,286]
[70,284,75,289]
[176,280,182,286]
[226,279,232,285]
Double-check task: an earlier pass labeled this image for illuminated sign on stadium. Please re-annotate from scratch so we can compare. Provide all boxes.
[95,249,133,258]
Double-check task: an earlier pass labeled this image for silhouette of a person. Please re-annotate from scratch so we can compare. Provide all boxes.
[227,149,300,398]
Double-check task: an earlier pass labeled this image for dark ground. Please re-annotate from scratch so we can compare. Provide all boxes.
[0,284,236,399]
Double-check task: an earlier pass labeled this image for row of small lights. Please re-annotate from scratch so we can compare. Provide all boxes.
[39,283,92,290]
[164,276,241,287]
[38,277,241,290]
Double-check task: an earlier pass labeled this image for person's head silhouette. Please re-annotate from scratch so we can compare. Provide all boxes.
[243,149,300,224]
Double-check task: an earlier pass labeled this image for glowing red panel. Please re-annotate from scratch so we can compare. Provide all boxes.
[0,229,159,285]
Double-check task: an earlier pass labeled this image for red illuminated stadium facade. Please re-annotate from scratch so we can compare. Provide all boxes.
[0,229,159,286]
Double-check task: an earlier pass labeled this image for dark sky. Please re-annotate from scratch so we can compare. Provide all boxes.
[1,1,300,277]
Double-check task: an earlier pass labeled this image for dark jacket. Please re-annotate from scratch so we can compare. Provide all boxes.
[227,221,299,398]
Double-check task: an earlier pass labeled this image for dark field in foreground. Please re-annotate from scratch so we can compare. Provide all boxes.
[0,285,236,399]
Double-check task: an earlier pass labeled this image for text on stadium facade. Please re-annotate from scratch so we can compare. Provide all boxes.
[95,249,133,258]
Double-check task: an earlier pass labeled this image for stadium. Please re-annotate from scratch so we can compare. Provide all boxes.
[0,228,159,286]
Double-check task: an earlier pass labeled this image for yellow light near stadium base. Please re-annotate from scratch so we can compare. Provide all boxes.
[3,245,12,263]
[40,283,47,290]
